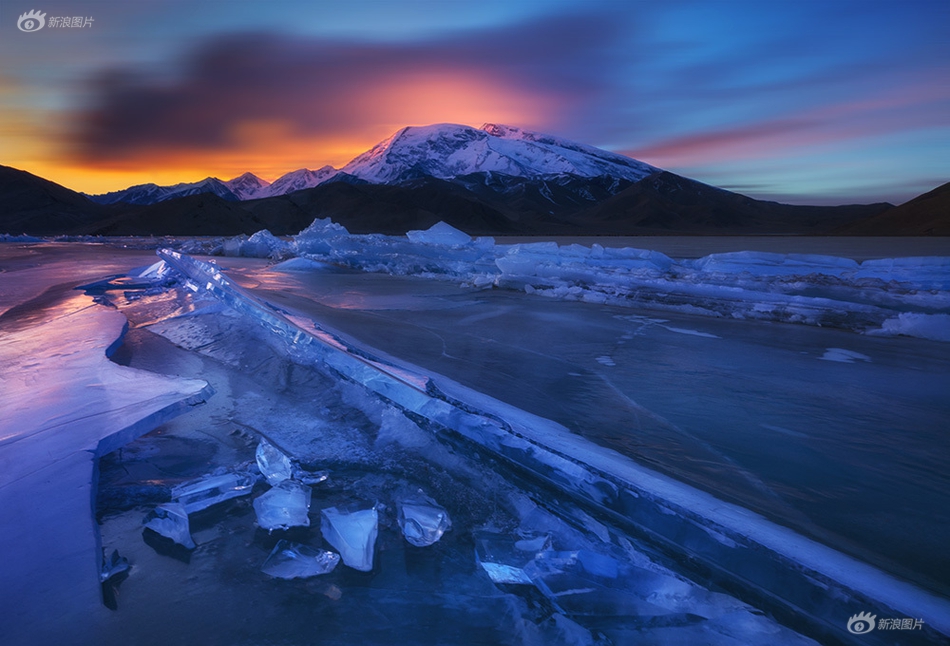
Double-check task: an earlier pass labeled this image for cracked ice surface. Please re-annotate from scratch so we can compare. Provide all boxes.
[6,242,947,645]
[0,289,209,644]
[159,247,950,641]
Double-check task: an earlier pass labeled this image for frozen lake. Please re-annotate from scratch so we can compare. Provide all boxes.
[1,238,948,645]
[493,235,950,260]
[228,262,950,593]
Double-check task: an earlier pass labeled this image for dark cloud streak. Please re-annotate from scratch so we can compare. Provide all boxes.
[73,13,620,160]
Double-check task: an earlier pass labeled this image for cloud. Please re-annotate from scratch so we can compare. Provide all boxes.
[70,14,619,169]
[626,76,950,169]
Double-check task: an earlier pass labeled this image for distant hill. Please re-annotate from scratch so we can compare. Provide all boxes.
[0,165,110,234]
[835,182,950,236]
[575,172,893,235]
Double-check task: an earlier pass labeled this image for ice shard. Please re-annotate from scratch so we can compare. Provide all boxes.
[293,466,329,486]
[320,504,378,572]
[256,438,293,486]
[253,481,312,531]
[474,531,551,585]
[143,503,196,549]
[99,549,131,583]
[526,550,675,618]
[261,540,340,579]
[397,494,451,547]
[171,470,258,514]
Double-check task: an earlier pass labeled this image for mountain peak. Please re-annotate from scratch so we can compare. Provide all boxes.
[224,172,270,200]
[260,166,338,198]
[341,122,658,185]
[479,123,523,138]
[227,171,269,185]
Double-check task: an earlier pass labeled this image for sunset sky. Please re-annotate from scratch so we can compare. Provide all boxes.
[1,0,947,205]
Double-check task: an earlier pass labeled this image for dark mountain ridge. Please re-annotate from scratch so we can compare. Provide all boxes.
[2,163,938,237]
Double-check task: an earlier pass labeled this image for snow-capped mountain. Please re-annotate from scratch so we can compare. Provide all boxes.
[90,172,271,205]
[259,166,338,198]
[224,172,271,200]
[341,123,658,185]
[90,176,245,205]
[90,123,659,205]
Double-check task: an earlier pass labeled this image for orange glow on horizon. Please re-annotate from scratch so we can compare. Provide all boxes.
[5,72,553,194]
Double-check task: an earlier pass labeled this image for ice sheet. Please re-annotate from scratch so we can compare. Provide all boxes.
[0,292,210,643]
[158,248,950,641]
[0,242,836,645]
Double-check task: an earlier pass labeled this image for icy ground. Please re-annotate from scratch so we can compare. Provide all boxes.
[1,239,949,645]
[221,258,950,593]
[176,219,950,343]
[0,251,210,645]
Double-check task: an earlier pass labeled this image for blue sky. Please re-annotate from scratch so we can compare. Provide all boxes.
[1,0,947,204]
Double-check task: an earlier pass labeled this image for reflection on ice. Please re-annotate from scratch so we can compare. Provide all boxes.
[255,438,292,486]
[253,481,312,531]
[261,540,340,579]
[320,504,378,571]
[143,503,195,549]
[171,470,257,514]
[397,493,451,547]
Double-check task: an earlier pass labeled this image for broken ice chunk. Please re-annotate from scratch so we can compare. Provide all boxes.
[261,540,340,579]
[143,503,195,549]
[397,495,451,547]
[474,531,551,585]
[293,466,329,486]
[99,549,131,583]
[406,221,471,246]
[253,481,312,531]
[171,470,258,514]
[320,504,378,571]
[256,438,293,486]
